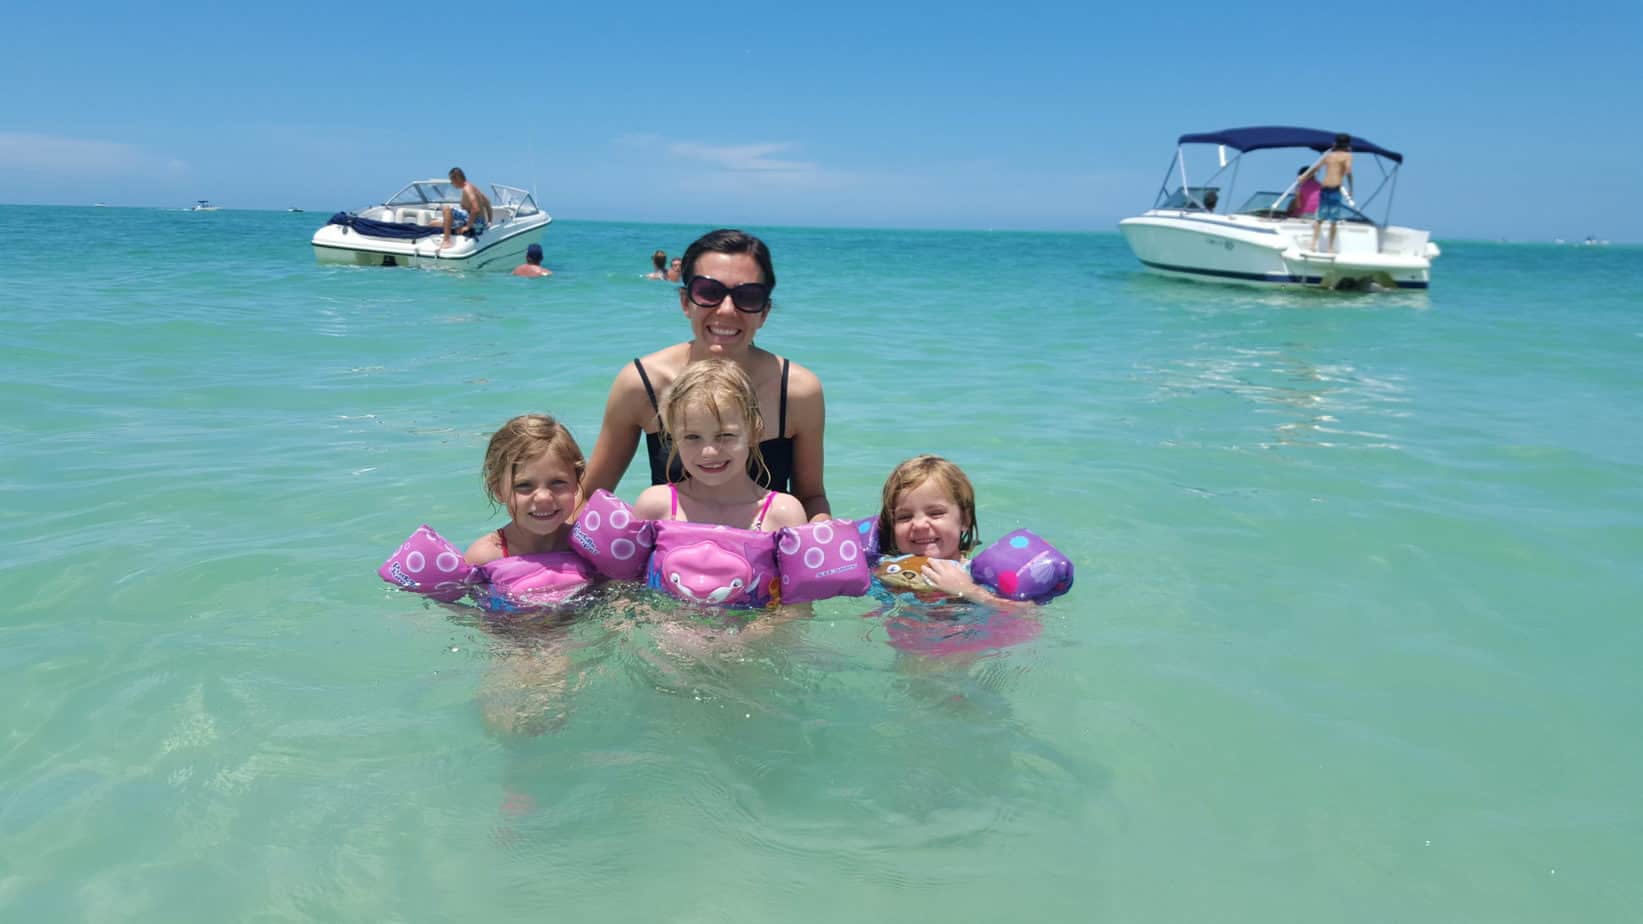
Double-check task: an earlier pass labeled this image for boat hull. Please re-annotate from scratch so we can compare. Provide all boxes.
[1119,211,1433,289]
[311,212,551,270]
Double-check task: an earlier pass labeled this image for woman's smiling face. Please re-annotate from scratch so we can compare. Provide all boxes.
[679,251,768,356]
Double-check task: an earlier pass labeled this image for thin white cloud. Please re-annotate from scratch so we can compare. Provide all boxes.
[0,132,185,176]
[666,141,815,172]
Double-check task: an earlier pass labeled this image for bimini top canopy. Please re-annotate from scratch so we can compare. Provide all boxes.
[1177,126,1403,164]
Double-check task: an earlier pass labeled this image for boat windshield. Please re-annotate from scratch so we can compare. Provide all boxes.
[385,182,462,206]
[1235,190,1295,217]
[491,185,540,217]
[1160,186,1219,210]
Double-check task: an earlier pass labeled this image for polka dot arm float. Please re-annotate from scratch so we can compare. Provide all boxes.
[570,489,655,581]
[968,530,1074,603]
[775,517,880,604]
[378,525,479,603]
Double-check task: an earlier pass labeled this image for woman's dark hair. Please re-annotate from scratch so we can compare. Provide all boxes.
[679,229,776,292]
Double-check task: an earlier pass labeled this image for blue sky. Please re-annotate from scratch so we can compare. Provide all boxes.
[3,1,1639,240]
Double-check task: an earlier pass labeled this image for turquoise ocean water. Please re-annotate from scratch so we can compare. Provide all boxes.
[4,206,1641,920]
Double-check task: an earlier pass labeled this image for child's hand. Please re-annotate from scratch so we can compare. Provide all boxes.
[920,559,984,600]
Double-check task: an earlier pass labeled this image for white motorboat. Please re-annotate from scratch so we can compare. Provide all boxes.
[311,180,550,270]
[190,200,220,212]
[1119,126,1439,290]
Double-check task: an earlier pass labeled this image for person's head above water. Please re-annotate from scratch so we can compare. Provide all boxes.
[659,359,769,485]
[482,414,584,503]
[877,454,979,560]
[525,243,544,265]
[679,229,776,296]
[652,249,667,272]
[481,414,585,545]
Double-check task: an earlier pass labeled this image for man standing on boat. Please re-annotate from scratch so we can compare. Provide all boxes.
[1309,134,1354,253]
[436,167,492,250]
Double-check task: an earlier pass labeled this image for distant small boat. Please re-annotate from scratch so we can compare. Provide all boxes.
[190,200,220,212]
[93,202,109,208]
[288,207,305,213]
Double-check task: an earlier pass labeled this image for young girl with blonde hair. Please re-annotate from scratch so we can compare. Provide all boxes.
[876,454,1008,606]
[632,359,806,533]
[464,414,586,566]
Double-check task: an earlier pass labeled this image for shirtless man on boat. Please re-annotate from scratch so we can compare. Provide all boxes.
[433,166,493,249]
[1308,134,1354,253]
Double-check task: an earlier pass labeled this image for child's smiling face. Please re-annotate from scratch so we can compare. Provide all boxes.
[673,402,750,486]
[891,477,968,560]
[503,450,579,539]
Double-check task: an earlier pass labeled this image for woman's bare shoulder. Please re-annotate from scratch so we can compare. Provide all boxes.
[780,357,824,398]
[635,342,690,378]
[607,343,688,411]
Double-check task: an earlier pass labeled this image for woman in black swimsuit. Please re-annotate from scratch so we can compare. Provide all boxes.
[582,228,831,521]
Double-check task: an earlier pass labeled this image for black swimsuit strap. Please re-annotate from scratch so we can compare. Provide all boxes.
[640,356,788,438]
[778,358,790,438]
[634,358,659,412]
[633,358,668,437]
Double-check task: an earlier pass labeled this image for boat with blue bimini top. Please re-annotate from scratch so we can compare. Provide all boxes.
[1119,126,1439,290]
[311,180,550,269]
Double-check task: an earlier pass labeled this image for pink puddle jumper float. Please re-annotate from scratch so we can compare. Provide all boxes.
[570,490,876,608]
[869,530,1076,656]
[377,524,598,615]
[379,494,1074,630]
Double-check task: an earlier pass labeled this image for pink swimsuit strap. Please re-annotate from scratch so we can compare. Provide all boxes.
[750,491,777,531]
[669,483,679,521]
[496,527,509,558]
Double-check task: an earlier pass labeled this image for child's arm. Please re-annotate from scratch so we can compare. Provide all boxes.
[919,559,1038,611]
[632,484,672,522]
[464,532,505,567]
[760,492,809,532]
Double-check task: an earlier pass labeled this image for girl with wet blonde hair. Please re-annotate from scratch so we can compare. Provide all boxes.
[632,359,805,534]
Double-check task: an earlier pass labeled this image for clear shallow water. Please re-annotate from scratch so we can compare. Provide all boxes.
[3,206,1641,920]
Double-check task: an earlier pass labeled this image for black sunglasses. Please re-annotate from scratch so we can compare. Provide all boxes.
[684,275,771,313]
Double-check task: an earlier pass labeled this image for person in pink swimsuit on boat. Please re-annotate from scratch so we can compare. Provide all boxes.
[1289,165,1323,219]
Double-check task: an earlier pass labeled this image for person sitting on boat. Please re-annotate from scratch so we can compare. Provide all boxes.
[1288,166,1323,218]
[431,166,492,249]
[1310,134,1354,253]
[1201,190,1218,212]
[512,243,553,278]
